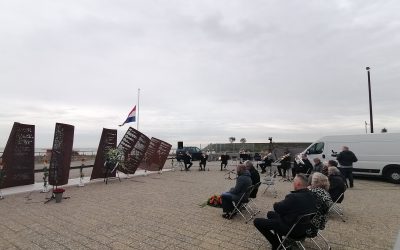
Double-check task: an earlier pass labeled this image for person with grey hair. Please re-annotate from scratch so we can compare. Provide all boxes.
[307,172,333,237]
[328,166,346,203]
[244,160,260,198]
[254,174,317,250]
[312,158,323,173]
[221,164,252,219]
[336,146,358,188]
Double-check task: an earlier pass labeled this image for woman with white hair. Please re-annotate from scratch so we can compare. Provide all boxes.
[307,172,333,237]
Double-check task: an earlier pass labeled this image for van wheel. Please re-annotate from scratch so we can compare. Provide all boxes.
[386,168,400,184]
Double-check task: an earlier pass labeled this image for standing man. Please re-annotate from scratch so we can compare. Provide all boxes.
[336,146,358,188]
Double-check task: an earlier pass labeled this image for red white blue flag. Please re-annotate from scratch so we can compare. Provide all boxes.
[119,105,136,126]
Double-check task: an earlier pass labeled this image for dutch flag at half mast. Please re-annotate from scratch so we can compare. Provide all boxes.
[119,105,136,126]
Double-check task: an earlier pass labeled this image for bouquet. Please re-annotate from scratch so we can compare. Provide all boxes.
[207,194,222,207]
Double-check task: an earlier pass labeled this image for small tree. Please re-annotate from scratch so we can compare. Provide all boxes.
[381,128,388,133]
[240,138,246,144]
[229,137,236,151]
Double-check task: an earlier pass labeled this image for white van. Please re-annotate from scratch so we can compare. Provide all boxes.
[300,133,400,184]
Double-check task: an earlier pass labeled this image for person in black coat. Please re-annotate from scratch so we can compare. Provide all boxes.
[253,174,317,250]
[183,151,193,171]
[220,153,229,171]
[336,146,358,188]
[199,153,208,171]
[292,154,313,177]
[259,150,273,174]
[221,165,253,218]
[328,167,346,203]
[245,160,260,198]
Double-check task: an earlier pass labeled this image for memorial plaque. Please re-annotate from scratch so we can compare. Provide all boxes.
[90,128,117,180]
[117,127,150,175]
[48,123,74,186]
[1,122,35,188]
[140,138,171,171]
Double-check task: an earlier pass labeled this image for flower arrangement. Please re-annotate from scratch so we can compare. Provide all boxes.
[105,148,123,168]
[207,194,222,207]
[53,188,65,194]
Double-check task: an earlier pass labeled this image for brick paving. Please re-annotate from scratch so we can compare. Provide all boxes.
[1,160,399,249]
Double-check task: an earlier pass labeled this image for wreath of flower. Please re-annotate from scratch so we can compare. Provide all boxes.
[207,194,222,207]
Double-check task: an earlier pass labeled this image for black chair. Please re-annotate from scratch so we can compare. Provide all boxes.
[276,212,316,250]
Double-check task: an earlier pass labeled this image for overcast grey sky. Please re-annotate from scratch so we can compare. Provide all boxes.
[1,0,399,149]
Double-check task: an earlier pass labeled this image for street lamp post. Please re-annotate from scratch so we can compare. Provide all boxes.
[366,67,374,133]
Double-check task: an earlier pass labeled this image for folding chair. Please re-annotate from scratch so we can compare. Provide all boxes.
[243,182,262,222]
[229,185,254,223]
[308,231,332,250]
[276,212,317,250]
[262,173,278,198]
[329,192,345,222]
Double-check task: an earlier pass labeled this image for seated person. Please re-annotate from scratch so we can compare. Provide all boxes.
[292,154,313,177]
[321,160,338,176]
[221,164,252,218]
[259,150,273,174]
[312,158,324,173]
[328,166,346,203]
[183,151,193,171]
[277,151,291,177]
[220,152,229,171]
[253,174,317,250]
[307,172,333,237]
[244,160,260,198]
[253,152,262,161]
[199,153,208,171]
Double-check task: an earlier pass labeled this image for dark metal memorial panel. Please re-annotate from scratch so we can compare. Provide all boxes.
[91,128,117,180]
[140,137,172,171]
[49,123,74,186]
[1,122,35,188]
[117,127,150,175]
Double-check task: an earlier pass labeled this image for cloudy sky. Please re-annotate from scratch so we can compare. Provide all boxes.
[1,0,399,149]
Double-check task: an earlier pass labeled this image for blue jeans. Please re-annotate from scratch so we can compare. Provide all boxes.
[221,192,239,213]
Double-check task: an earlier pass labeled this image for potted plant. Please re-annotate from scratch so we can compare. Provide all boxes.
[53,188,65,203]
[42,159,49,193]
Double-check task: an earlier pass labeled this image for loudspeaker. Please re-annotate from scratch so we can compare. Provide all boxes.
[178,141,183,149]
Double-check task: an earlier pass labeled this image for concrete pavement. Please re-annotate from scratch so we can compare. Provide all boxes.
[0,161,399,249]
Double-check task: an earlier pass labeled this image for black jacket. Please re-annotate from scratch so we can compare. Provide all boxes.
[337,150,358,167]
[329,174,346,203]
[183,154,192,164]
[248,167,260,198]
[273,189,317,235]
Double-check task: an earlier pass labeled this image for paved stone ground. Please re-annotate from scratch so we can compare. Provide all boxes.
[1,161,399,250]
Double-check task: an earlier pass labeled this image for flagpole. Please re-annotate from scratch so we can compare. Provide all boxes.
[137,88,140,131]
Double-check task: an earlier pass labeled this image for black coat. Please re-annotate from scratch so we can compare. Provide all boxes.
[272,189,317,236]
[183,154,192,164]
[248,167,260,198]
[337,150,358,167]
[329,174,346,203]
